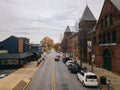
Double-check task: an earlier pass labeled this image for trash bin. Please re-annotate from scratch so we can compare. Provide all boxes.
[100,76,106,85]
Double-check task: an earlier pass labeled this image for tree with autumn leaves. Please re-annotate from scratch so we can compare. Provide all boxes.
[41,37,61,53]
[53,43,61,52]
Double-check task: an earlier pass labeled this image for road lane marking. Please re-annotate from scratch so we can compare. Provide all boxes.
[52,59,56,90]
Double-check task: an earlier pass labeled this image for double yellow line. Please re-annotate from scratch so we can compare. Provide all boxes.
[52,59,56,90]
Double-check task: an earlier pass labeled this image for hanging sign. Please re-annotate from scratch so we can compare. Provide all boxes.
[87,41,92,52]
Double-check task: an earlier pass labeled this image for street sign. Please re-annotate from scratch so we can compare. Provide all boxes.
[92,54,95,59]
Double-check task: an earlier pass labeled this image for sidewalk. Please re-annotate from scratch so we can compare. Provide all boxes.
[0,60,44,90]
[82,63,120,90]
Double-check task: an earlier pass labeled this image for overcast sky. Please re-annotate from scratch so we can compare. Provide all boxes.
[0,0,104,43]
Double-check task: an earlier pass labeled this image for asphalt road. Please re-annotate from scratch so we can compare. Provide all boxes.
[26,52,100,90]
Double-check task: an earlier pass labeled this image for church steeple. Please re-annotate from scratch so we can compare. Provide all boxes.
[65,25,71,32]
[86,0,88,6]
[80,5,96,22]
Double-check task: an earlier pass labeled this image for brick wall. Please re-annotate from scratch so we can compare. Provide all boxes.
[94,0,120,73]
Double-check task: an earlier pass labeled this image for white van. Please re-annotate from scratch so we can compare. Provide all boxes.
[77,71,98,87]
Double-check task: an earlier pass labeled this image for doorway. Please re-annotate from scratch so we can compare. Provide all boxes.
[103,49,112,71]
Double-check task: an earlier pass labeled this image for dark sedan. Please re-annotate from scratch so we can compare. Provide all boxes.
[68,63,81,73]
[63,57,71,63]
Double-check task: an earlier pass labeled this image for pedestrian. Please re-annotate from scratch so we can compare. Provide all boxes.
[36,59,40,67]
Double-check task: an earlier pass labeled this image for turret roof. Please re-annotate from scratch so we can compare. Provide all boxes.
[65,26,71,32]
[110,0,120,11]
[80,5,96,22]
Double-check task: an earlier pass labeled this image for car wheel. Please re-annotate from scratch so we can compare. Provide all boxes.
[77,76,79,80]
[82,81,85,87]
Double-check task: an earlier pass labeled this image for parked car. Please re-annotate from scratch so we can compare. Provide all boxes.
[0,74,6,78]
[55,56,60,61]
[66,60,73,66]
[68,63,81,73]
[63,57,71,63]
[77,71,98,87]
[56,53,60,58]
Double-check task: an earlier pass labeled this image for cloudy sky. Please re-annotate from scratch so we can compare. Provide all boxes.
[0,0,104,43]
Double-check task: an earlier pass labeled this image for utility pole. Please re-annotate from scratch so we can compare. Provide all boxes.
[90,29,95,72]
[79,29,83,68]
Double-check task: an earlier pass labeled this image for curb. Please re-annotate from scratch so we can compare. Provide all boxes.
[23,79,31,90]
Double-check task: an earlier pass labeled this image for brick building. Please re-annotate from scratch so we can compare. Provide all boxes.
[78,5,96,64]
[61,26,72,53]
[94,0,120,73]
[68,32,79,60]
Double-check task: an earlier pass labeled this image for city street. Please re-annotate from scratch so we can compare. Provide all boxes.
[26,51,100,90]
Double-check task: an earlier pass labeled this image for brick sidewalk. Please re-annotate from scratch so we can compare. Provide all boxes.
[82,63,120,90]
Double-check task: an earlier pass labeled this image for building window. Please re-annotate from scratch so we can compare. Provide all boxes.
[105,16,109,27]
[107,32,110,43]
[93,36,96,44]
[101,20,104,29]
[0,46,4,50]
[99,34,102,44]
[103,33,106,43]
[110,15,113,25]
[112,31,116,43]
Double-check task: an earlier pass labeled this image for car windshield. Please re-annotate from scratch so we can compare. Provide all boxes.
[86,75,97,79]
